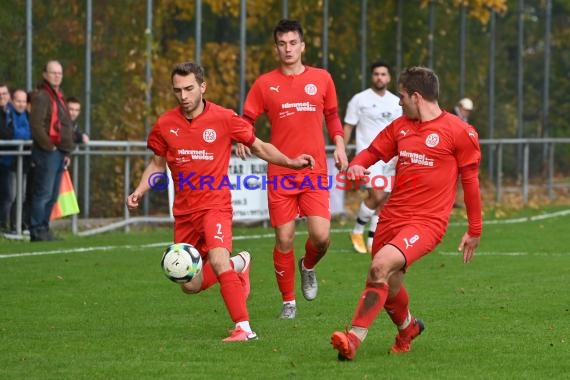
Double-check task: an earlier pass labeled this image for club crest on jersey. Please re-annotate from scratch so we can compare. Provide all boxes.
[304,83,317,96]
[425,133,440,148]
[203,129,216,143]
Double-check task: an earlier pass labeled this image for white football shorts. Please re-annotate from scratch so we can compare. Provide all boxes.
[364,156,397,192]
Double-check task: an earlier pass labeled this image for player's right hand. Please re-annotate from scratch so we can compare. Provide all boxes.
[290,154,315,169]
[126,192,142,210]
[346,165,369,180]
[235,143,251,160]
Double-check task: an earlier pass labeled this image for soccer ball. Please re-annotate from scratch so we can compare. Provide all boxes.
[160,243,203,283]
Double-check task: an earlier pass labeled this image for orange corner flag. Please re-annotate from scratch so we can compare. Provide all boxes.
[50,170,80,220]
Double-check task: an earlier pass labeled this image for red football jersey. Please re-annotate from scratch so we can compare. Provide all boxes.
[243,66,339,176]
[148,101,256,216]
[352,111,481,233]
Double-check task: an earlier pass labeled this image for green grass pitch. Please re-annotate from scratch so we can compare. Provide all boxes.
[1,207,569,379]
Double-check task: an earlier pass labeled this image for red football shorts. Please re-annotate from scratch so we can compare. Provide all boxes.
[268,174,331,227]
[174,208,233,258]
[372,223,444,269]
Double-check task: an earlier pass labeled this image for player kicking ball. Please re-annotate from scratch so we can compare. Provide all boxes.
[331,66,482,360]
[127,62,314,342]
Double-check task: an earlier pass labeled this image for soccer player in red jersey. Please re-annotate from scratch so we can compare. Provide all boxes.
[331,66,482,360]
[236,19,348,319]
[126,62,314,342]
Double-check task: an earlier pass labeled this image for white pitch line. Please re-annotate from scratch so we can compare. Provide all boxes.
[1,209,568,260]
[0,233,287,259]
[0,242,166,259]
[439,251,566,256]
[448,208,570,226]
[439,251,528,256]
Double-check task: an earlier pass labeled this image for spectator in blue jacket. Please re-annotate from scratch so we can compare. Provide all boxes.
[0,83,11,231]
[0,89,32,232]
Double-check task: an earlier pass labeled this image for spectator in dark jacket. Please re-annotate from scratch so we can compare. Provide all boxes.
[66,96,90,145]
[0,84,10,111]
[29,60,75,241]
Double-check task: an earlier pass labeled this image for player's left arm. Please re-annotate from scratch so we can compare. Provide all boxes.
[457,163,482,263]
[324,108,348,171]
[323,73,348,171]
[455,125,483,263]
[249,137,314,170]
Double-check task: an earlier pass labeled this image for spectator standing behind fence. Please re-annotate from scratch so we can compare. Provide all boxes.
[0,83,13,232]
[236,19,348,320]
[66,96,89,145]
[454,97,473,123]
[344,61,402,254]
[0,84,10,110]
[330,66,482,361]
[29,60,75,242]
[0,89,32,233]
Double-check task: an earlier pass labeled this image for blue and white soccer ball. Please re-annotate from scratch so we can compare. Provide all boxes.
[160,243,203,283]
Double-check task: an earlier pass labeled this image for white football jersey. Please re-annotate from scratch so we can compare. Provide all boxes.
[344,88,402,153]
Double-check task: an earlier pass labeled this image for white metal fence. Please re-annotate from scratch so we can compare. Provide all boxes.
[1,138,570,237]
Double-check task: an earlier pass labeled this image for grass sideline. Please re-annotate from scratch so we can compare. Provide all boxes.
[1,207,569,379]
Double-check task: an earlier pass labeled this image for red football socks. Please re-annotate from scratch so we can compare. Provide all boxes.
[384,286,410,327]
[218,269,249,323]
[351,282,389,328]
[273,247,296,302]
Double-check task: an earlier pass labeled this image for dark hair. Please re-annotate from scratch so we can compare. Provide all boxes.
[398,66,439,101]
[273,19,304,43]
[370,60,391,74]
[170,62,205,84]
[66,96,80,104]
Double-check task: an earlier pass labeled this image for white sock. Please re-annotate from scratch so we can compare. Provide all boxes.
[350,326,368,342]
[369,215,379,234]
[283,300,296,306]
[236,321,252,333]
[353,202,376,234]
[301,261,314,272]
[230,255,246,272]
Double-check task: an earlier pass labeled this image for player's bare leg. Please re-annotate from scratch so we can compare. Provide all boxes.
[180,251,250,295]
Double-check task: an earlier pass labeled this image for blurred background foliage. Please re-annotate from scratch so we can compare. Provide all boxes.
[1,0,569,216]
